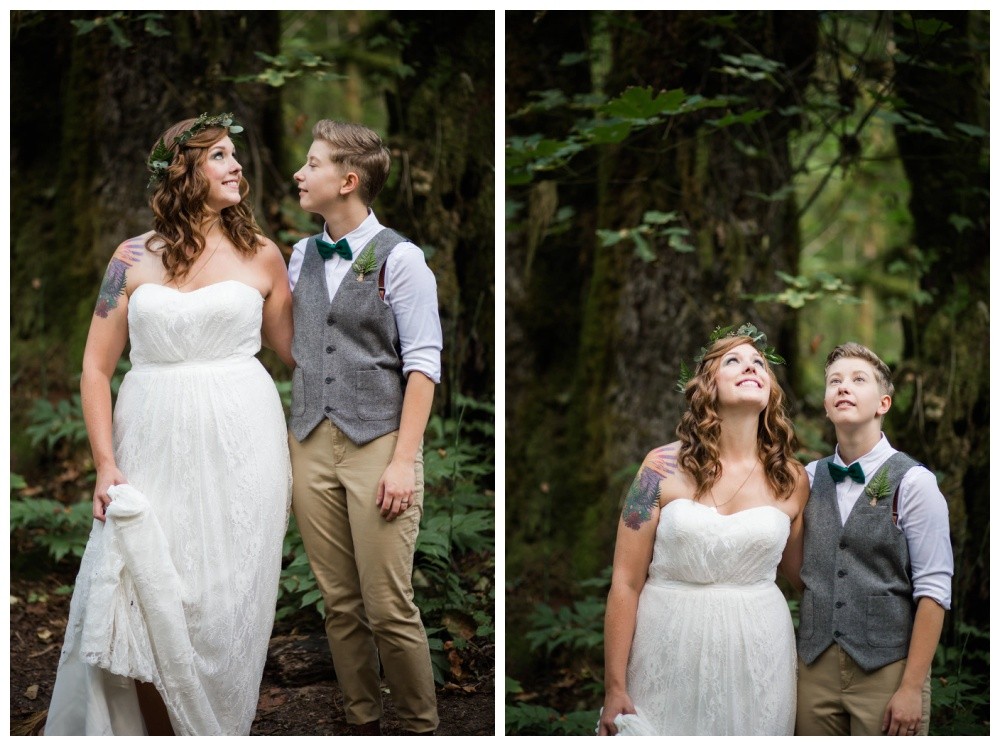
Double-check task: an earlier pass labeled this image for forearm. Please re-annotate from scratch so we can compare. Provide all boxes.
[392,371,434,463]
[604,584,641,694]
[80,366,116,470]
[899,597,945,692]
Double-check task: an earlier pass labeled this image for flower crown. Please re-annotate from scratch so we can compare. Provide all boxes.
[676,323,786,393]
[147,112,244,189]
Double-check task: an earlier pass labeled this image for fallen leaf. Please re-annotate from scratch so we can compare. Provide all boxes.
[25,684,39,700]
[36,628,53,642]
[257,688,287,712]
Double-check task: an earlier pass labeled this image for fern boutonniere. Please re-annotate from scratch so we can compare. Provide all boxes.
[350,243,377,281]
[865,466,891,507]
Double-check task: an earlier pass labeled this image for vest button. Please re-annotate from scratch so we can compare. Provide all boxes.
[327,317,335,325]
[325,377,333,384]
[835,601,844,608]
[839,541,847,549]
[833,630,842,638]
[326,346,334,353]
[837,570,847,577]
[324,406,332,413]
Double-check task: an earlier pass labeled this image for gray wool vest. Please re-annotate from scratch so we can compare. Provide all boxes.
[797,451,919,672]
[289,228,407,445]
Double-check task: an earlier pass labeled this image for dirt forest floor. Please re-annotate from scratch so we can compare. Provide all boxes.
[10,569,495,736]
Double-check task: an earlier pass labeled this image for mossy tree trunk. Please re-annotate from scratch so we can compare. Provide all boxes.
[504,10,596,672]
[11,10,283,456]
[506,12,818,616]
[890,10,989,634]
[381,10,495,409]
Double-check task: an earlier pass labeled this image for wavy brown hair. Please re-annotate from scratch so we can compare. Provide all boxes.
[146,118,262,281]
[676,335,799,501]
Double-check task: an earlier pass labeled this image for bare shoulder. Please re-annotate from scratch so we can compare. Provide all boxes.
[642,441,680,477]
[254,236,288,267]
[788,459,810,513]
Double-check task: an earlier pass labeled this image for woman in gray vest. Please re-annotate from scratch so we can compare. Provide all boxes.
[598,324,809,735]
[795,342,953,736]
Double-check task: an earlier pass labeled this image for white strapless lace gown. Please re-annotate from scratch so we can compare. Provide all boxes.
[45,280,291,736]
[616,499,796,736]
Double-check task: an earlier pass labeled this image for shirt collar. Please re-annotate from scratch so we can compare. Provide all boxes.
[833,433,896,472]
[322,210,382,250]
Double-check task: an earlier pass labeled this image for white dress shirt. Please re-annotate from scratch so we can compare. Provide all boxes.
[805,434,953,609]
[287,211,442,383]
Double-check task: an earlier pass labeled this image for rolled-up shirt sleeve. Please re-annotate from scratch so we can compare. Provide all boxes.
[384,243,442,383]
[898,466,954,609]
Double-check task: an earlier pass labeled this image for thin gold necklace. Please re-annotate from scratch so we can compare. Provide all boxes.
[175,221,224,290]
[709,460,758,512]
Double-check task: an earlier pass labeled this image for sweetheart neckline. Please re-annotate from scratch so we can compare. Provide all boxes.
[131,279,265,300]
[663,499,791,522]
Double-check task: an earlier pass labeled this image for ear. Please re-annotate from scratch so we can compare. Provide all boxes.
[876,394,891,417]
[339,171,360,196]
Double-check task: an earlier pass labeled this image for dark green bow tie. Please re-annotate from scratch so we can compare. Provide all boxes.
[828,461,865,484]
[316,236,352,261]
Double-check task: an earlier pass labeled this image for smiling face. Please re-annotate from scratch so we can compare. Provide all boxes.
[293,140,351,217]
[824,356,891,431]
[713,342,770,411]
[200,136,243,212]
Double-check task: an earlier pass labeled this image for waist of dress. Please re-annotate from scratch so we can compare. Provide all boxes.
[646,577,777,592]
[129,354,259,372]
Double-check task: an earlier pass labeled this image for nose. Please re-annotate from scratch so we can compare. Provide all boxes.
[293,169,304,183]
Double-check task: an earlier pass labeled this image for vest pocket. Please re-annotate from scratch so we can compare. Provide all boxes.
[291,367,306,417]
[356,369,402,421]
[798,589,815,639]
[866,596,910,647]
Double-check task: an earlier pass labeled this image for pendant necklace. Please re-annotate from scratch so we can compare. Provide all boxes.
[175,219,224,290]
[709,460,758,513]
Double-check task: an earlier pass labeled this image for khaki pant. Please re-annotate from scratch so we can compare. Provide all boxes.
[290,421,438,732]
[796,645,931,736]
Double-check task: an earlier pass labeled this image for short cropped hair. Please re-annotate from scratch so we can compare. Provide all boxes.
[825,342,895,397]
[312,120,391,206]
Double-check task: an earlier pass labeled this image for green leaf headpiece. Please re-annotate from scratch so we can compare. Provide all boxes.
[147,112,245,189]
[676,322,785,393]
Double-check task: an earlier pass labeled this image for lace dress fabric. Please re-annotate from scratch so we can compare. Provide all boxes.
[616,499,796,736]
[45,280,292,736]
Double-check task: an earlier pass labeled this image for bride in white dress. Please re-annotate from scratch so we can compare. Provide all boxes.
[45,114,293,736]
[597,326,810,736]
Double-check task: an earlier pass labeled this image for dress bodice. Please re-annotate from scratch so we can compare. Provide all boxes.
[127,280,264,367]
[648,499,791,587]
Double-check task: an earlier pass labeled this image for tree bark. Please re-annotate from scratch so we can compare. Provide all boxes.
[505,12,818,591]
[382,11,496,408]
[11,10,283,378]
[891,10,989,632]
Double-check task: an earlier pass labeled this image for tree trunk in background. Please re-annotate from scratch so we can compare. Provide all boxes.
[891,10,989,634]
[11,10,283,402]
[382,11,495,408]
[504,9,596,674]
[505,11,818,612]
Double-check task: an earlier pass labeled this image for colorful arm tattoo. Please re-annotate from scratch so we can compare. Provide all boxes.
[94,241,144,318]
[622,446,678,531]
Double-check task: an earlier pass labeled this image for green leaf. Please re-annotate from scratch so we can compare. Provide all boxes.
[105,17,132,49]
[948,214,974,233]
[632,231,655,262]
[10,473,27,490]
[706,109,770,128]
[602,86,687,120]
[585,120,633,144]
[954,122,987,138]
[642,210,678,225]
